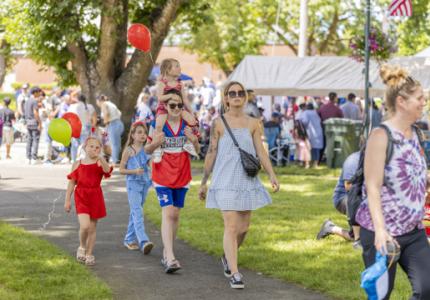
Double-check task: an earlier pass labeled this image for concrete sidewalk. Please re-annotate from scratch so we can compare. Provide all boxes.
[0,143,329,300]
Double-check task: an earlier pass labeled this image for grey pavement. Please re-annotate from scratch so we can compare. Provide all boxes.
[0,143,330,300]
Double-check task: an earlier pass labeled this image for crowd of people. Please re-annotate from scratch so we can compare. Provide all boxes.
[1,59,430,297]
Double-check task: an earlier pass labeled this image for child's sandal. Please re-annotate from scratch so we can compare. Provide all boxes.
[76,247,86,263]
[85,254,96,266]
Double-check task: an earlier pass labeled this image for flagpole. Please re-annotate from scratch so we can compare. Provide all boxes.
[364,0,371,138]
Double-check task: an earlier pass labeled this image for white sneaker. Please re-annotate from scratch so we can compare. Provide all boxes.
[27,159,31,165]
[183,141,198,158]
[61,157,71,164]
[153,148,163,163]
[30,159,40,165]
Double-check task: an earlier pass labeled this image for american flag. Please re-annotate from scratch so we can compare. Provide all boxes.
[388,0,413,17]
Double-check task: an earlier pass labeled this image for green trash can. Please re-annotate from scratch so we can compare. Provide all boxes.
[324,118,362,168]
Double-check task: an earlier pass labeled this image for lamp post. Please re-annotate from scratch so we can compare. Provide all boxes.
[364,0,371,137]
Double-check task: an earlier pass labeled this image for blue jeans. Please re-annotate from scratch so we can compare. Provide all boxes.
[107,119,124,163]
[71,127,90,162]
[26,128,40,160]
[124,184,151,248]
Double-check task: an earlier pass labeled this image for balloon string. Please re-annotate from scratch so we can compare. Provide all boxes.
[39,192,63,231]
[149,52,155,64]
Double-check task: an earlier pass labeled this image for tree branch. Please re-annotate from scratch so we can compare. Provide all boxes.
[318,6,340,54]
[96,0,125,87]
[67,41,94,98]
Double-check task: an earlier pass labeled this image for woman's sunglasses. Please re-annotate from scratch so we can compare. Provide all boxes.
[227,90,246,98]
[168,103,184,110]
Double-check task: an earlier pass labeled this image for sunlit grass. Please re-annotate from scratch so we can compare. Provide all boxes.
[0,222,112,300]
[145,162,411,300]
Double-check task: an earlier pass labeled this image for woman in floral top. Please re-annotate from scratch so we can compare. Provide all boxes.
[356,65,430,299]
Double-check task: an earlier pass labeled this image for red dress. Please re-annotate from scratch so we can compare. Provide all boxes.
[67,162,113,219]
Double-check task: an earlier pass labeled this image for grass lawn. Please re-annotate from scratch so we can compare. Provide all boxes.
[145,163,411,300]
[0,222,112,300]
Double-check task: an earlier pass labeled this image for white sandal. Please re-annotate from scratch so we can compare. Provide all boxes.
[76,247,86,263]
[85,254,96,266]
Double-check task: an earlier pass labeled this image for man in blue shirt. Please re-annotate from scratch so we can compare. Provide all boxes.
[317,151,361,248]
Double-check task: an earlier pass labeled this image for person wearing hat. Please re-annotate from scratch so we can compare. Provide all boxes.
[0,97,16,159]
[24,87,43,164]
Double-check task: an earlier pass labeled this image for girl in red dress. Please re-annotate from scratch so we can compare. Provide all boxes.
[65,136,112,266]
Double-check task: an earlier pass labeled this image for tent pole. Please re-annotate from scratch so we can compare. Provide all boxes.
[364,0,371,138]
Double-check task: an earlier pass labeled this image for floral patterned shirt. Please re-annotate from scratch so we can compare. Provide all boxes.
[356,125,427,236]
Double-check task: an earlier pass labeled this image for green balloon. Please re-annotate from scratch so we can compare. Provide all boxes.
[48,118,72,146]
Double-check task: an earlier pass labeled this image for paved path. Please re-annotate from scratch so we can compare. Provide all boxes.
[0,143,330,300]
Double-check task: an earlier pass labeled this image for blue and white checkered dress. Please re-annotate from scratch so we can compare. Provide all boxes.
[206,126,272,211]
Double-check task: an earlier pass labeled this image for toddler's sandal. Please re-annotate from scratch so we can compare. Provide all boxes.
[76,247,86,263]
[85,254,96,266]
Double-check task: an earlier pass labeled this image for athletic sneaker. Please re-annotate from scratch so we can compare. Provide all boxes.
[183,141,198,158]
[142,241,154,255]
[352,239,362,250]
[316,219,335,240]
[221,255,232,277]
[153,148,163,163]
[229,272,244,289]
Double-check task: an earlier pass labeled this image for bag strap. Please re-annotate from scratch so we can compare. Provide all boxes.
[378,124,397,165]
[220,114,240,148]
[412,124,430,167]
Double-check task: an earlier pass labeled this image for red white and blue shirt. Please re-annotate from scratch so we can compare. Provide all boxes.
[147,119,191,189]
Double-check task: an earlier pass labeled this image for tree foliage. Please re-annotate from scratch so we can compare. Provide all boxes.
[397,0,430,55]
[0,7,14,88]
[2,0,201,128]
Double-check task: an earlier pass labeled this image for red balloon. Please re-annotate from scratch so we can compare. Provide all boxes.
[128,23,151,52]
[62,112,82,138]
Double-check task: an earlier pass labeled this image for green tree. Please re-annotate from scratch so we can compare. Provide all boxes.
[174,0,265,76]
[2,0,202,125]
[177,0,375,76]
[0,8,14,89]
[397,0,430,55]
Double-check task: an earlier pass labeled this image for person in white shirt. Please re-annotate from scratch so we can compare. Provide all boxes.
[68,91,97,162]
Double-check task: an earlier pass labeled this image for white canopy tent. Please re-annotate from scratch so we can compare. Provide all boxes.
[227,55,430,97]
[415,46,430,57]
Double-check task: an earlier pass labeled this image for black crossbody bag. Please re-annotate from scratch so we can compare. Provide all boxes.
[221,114,261,177]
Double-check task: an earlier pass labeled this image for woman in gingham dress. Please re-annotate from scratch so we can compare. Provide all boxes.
[199,81,279,289]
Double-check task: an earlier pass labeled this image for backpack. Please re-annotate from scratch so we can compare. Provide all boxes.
[347,124,429,225]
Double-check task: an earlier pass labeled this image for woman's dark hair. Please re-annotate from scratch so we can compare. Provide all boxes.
[306,103,314,110]
[295,120,308,140]
[3,97,11,106]
[97,94,108,102]
[164,89,183,102]
[77,92,87,109]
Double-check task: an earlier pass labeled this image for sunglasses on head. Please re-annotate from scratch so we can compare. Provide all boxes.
[227,90,246,98]
[168,103,184,110]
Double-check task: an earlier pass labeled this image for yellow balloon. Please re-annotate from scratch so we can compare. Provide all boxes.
[48,118,72,146]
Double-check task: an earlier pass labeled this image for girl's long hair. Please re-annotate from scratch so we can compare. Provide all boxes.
[295,120,308,140]
[125,122,148,152]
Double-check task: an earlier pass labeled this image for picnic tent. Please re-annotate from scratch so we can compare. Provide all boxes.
[415,46,430,58]
[227,55,430,97]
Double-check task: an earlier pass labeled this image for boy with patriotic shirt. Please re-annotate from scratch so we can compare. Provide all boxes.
[145,91,200,273]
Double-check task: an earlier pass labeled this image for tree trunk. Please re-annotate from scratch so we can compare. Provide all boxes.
[0,39,8,89]
[66,0,184,143]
